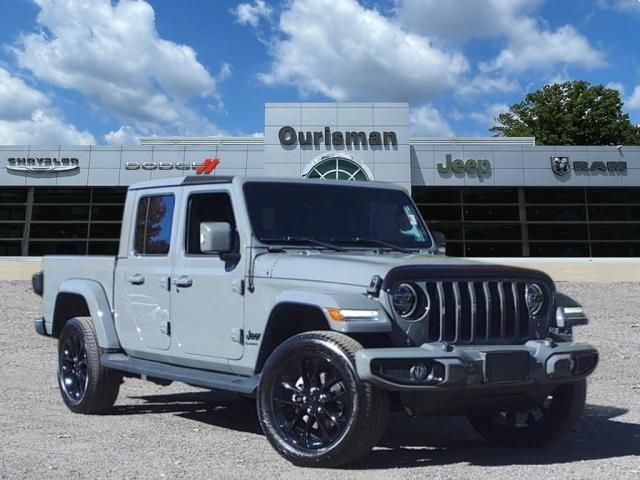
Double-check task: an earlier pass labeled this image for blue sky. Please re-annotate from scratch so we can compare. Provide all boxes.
[0,0,639,144]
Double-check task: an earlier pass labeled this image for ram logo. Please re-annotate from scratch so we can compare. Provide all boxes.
[551,156,571,176]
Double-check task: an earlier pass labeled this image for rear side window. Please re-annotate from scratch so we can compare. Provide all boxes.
[134,194,175,255]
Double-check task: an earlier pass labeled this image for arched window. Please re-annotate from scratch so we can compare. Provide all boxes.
[302,154,372,181]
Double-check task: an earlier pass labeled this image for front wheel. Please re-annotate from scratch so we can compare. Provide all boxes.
[257,331,388,468]
[57,317,122,414]
[468,380,587,447]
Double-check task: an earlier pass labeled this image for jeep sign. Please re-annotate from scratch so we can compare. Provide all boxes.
[437,154,492,176]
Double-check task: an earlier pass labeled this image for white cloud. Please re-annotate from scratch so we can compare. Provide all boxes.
[607,82,625,96]
[231,0,272,27]
[104,125,140,145]
[0,66,95,144]
[0,110,95,144]
[598,0,640,14]
[258,0,468,102]
[483,22,606,73]
[0,68,49,120]
[627,85,640,110]
[457,74,519,97]
[396,0,604,77]
[395,0,540,43]
[13,0,226,135]
[468,103,509,126]
[410,105,454,136]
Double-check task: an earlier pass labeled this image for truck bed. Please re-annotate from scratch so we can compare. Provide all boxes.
[41,256,116,329]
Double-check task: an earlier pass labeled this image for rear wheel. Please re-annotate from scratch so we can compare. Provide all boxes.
[257,331,388,468]
[58,317,121,414]
[468,380,587,447]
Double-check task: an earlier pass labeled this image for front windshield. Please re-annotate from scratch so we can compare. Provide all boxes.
[243,182,432,249]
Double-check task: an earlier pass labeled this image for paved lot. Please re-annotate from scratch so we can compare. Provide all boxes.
[1,280,639,479]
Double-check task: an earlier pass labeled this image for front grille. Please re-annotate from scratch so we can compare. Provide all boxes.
[390,280,548,345]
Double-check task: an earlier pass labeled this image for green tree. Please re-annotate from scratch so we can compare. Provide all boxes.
[491,81,640,145]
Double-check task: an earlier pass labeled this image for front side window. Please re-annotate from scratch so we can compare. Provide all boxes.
[186,192,236,254]
[134,194,175,255]
[244,182,432,249]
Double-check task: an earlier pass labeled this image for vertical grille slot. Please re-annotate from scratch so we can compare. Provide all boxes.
[416,279,540,344]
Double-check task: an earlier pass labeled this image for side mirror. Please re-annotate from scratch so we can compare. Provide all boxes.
[200,222,233,254]
[431,231,447,255]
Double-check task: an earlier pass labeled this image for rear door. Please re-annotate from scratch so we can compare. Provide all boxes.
[170,188,244,360]
[115,189,180,352]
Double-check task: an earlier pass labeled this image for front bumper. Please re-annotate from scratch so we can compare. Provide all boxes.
[355,340,598,391]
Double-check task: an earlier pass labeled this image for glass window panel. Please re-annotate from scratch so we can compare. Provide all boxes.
[30,223,87,239]
[89,223,122,239]
[444,242,464,257]
[28,241,87,255]
[0,189,27,203]
[591,243,640,257]
[88,241,119,255]
[0,206,26,221]
[526,206,586,221]
[33,188,90,203]
[588,206,640,222]
[586,188,640,204]
[91,205,124,221]
[465,243,523,257]
[91,188,127,203]
[590,223,640,241]
[0,241,21,255]
[31,205,89,221]
[418,205,462,221]
[412,187,461,204]
[464,206,520,221]
[463,188,518,204]
[529,243,589,257]
[186,193,236,254]
[525,188,585,204]
[427,222,463,240]
[464,223,522,241]
[528,223,588,241]
[0,223,24,239]
[134,195,174,255]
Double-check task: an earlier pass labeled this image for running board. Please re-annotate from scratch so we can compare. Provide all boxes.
[101,353,259,394]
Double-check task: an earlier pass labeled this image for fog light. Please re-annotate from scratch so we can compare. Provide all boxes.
[410,363,430,381]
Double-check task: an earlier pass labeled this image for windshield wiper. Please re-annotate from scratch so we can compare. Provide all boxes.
[332,237,415,253]
[261,236,346,252]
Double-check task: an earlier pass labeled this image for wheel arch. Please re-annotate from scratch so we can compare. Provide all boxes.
[52,279,121,349]
[255,302,330,374]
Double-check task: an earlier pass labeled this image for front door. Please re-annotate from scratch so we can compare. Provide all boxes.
[115,189,179,352]
[170,189,244,360]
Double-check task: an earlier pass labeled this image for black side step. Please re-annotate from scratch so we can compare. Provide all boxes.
[101,353,259,394]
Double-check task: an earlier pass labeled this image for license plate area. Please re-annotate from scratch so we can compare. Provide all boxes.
[484,351,529,383]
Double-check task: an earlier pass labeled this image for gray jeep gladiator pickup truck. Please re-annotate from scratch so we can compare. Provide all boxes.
[33,176,598,467]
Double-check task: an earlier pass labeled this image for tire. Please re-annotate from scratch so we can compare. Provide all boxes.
[257,331,388,468]
[57,317,122,414]
[468,379,587,447]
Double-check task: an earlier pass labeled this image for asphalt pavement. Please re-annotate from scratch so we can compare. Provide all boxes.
[0,280,638,479]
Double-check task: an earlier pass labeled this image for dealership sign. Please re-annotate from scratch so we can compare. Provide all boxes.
[437,154,491,176]
[278,126,398,147]
[125,157,220,174]
[551,156,627,176]
[6,157,79,173]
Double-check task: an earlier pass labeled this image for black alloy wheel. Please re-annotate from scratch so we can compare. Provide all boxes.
[272,354,352,450]
[57,317,122,414]
[468,379,587,447]
[59,329,89,404]
[258,331,388,468]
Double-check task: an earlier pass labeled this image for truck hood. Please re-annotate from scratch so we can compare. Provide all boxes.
[255,251,493,287]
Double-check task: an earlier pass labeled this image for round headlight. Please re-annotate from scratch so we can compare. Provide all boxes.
[525,283,544,316]
[392,283,418,318]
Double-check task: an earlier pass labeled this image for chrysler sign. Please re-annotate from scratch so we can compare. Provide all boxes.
[6,157,79,173]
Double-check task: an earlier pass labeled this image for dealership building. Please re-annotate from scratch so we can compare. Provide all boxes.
[1,102,639,259]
